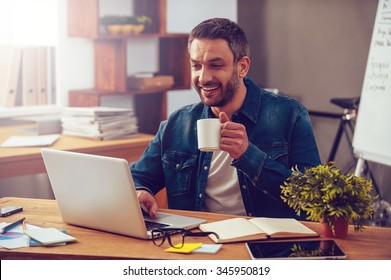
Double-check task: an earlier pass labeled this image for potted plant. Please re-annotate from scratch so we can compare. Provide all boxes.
[280,162,378,238]
[100,15,151,35]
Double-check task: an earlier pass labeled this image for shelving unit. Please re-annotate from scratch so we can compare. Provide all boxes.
[67,0,191,134]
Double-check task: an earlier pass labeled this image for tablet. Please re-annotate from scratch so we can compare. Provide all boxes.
[246,239,347,260]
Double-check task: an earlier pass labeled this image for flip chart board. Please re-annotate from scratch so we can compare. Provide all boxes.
[353,0,391,167]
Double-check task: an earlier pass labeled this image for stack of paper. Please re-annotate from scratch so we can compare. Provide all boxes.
[61,107,138,140]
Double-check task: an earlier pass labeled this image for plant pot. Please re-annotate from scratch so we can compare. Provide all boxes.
[321,217,349,239]
[106,25,123,35]
[106,24,145,35]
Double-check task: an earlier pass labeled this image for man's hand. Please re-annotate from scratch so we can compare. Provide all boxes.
[136,190,158,218]
[219,112,249,159]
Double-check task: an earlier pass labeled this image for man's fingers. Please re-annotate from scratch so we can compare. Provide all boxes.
[219,111,230,123]
[136,190,159,218]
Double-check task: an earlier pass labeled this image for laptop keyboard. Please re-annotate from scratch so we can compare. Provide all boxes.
[144,220,170,231]
[141,208,170,230]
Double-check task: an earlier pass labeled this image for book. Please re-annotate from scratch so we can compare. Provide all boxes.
[199,217,319,243]
[62,106,135,117]
[22,47,38,106]
[127,74,174,90]
[0,46,22,107]
[24,228,77,245]
[36,47,48,105]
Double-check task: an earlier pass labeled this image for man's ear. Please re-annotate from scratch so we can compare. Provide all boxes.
[238,56,250,78]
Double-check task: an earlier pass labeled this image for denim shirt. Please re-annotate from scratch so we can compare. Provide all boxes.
[131,77,321,218]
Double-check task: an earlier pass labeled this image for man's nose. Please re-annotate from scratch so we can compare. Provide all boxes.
[198,67,212,84]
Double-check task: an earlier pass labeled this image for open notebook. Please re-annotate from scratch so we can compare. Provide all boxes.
[199,217,319,243]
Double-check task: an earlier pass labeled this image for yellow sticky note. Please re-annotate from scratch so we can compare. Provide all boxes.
[164,243,203,254]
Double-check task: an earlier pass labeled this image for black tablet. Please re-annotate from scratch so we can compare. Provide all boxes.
[246,239,347,260]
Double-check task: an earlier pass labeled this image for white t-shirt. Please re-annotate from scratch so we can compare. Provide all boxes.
[201,150,247,215]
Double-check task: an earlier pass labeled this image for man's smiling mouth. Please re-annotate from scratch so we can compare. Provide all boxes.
[199,84,220,91]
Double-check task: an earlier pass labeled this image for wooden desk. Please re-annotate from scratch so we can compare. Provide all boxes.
[1,197,390,260]
[0,125,154,179]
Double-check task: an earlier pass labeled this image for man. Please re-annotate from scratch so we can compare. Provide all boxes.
[132,18,321,219]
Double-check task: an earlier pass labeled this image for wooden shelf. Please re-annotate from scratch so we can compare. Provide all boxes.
[68,0,167,38]
[95,33,189,40]
[67,0,190,134]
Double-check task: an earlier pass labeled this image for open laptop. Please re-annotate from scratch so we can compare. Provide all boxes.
[41,148,206,239]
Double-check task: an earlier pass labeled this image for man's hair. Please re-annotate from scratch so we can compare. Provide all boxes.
[188,18,250,63]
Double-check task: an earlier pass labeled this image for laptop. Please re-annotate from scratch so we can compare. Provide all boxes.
[41,148,206,239]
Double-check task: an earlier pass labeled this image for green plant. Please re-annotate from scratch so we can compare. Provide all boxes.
[100,15,151,25]
[281,162,378,232]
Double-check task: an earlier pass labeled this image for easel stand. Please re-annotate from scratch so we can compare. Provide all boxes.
[327,97,380,196]
[327,97,359,163]
[355,157,382,200]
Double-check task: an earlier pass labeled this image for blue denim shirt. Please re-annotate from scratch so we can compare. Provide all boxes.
[131,77,321,218]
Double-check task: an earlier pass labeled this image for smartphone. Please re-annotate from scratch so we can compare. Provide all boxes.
[0,206,23,217]
[246,239,347,260]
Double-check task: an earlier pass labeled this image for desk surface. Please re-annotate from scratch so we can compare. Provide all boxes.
[1,197,390,260]
[0,125,154,179]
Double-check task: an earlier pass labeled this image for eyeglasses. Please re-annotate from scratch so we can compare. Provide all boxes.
[151,228,219,249]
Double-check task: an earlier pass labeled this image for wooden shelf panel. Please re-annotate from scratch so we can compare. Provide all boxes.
[68,0,99,37]
[95,33,189,40]
[94,40,127,92]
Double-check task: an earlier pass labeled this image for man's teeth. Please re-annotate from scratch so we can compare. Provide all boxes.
[202,85,219,91]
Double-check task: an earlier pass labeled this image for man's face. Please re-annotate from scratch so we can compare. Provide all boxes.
[189,38,240,107]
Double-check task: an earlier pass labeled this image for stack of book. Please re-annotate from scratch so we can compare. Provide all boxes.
[61,107,138,140]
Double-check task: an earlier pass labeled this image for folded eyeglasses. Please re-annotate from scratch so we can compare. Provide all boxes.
[151,228,219,249]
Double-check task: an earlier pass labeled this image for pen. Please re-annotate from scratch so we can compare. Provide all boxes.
[0,217,26,234]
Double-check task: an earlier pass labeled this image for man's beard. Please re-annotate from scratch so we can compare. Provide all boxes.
[196,72,240,108]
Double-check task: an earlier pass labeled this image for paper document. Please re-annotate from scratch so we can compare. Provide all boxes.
[0,222,40,249]
[1,134,60,147]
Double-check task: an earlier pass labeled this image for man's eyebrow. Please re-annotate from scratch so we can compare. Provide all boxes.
[190,57,225,63]
[208,57,225,63]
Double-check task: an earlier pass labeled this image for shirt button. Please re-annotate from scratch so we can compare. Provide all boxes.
[204,166,208,170]
[199,193,203,198]
[242,185,247,190]
[176,164,180,170]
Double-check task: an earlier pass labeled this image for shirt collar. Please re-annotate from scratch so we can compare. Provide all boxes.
[238,77,262,123]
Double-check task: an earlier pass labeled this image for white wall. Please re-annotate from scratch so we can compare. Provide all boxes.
[57,0,94,106]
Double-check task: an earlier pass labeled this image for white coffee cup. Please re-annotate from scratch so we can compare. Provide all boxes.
[197,118,221,152]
